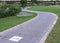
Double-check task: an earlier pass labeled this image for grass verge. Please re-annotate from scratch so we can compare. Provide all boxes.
[0,12,37,32]
[29,6,60,43]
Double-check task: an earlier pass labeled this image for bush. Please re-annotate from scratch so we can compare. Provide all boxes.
[0,4,21,18]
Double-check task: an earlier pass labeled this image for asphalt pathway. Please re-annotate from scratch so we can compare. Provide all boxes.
[0,8,58,43]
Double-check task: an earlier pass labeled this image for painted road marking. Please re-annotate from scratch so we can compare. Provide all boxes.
[9,36,23,42]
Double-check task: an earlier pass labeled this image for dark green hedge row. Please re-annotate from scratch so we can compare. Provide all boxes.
[0,4,21,18]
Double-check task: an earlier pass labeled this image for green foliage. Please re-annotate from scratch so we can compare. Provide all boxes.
[31,0,37,3]
[0,4,21,18]
[31,0,37,5]
[20,0,27,7]
[0,12,36,32]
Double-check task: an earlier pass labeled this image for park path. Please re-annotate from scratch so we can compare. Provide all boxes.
[0,8,58,43]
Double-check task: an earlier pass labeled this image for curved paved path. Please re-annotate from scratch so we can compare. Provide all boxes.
[0,8,58,43]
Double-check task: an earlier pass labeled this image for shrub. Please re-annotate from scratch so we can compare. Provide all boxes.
[0,4,21,18]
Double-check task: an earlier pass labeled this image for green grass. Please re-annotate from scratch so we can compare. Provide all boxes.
[29,6,60,43]
[0,12,36,32]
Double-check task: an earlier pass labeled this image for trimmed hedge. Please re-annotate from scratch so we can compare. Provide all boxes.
[0,4,21,18]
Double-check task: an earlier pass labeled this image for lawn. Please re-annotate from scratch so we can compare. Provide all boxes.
[29,6,60,43]
[0,12,36,32]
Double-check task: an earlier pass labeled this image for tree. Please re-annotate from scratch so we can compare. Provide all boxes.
[31,0,37,5]
[20,0,27,8]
